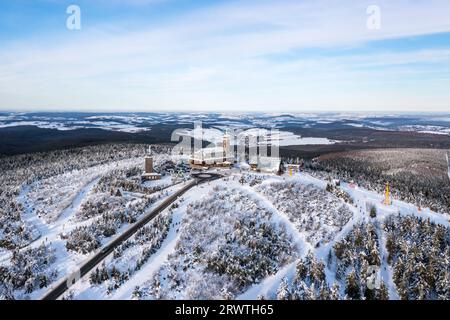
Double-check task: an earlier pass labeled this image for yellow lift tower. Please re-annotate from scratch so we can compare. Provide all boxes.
[383,182,391,206]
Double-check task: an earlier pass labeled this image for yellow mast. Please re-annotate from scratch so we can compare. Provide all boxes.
[384,182,391,205]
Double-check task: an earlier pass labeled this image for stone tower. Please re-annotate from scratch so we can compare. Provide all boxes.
[145,157,153,174]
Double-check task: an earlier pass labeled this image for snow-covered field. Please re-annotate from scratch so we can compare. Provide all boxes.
[1,112,449,136]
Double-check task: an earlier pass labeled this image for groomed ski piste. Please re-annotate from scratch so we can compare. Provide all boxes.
[2,156,449,300]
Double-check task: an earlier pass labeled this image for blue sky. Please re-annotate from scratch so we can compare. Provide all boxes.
[0,0,450,113]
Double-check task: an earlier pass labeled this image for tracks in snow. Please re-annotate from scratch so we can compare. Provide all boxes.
[22,176,101,250]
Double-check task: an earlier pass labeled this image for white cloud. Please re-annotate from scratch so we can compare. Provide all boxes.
[1,0,450,112]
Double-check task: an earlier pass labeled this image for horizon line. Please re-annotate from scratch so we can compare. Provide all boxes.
[1,109,450,115]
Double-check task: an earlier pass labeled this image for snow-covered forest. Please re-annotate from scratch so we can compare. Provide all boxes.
[0,244,57,299]
[0,144,174,299]
[134,185,296,300]
[1,144,449,300]
[65,188,166,254]
[308,149,450,213]
[384,215,449,300]
[329,222,389,300]
[257,181,353,246]
[87,210,173,295]
[273,215,448,300]
[275,252,341,300]
[0,144,169,249]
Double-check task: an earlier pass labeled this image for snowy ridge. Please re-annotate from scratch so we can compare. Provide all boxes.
[2,112,449,135]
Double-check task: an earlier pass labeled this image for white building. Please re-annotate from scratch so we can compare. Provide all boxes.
[189,133,235,168]
[189,146,234,167]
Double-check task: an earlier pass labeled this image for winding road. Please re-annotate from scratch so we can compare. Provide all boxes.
[41,172,222,300]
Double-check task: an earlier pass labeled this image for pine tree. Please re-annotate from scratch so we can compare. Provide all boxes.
[221,287,234,300]
[132,286,142,300]
[24,278,34,294]
[39,275,48,289]
[345,270,361,300]
[295,259,307,282]
[370,246,381,267]
[152,276,161,300]
[90,267,100,284]
[370,206,377,218]
[101,266,109,281]
[385,234,395,263]
[396,277,409,300]
[378,281,389,300]
[329,283,340,300]
[310,260,326,285]
[304,284,316,300]
[277,277,291,300]
[318,281,330,300]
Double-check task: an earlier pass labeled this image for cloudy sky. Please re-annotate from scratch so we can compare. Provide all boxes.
[0,0,450,113]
